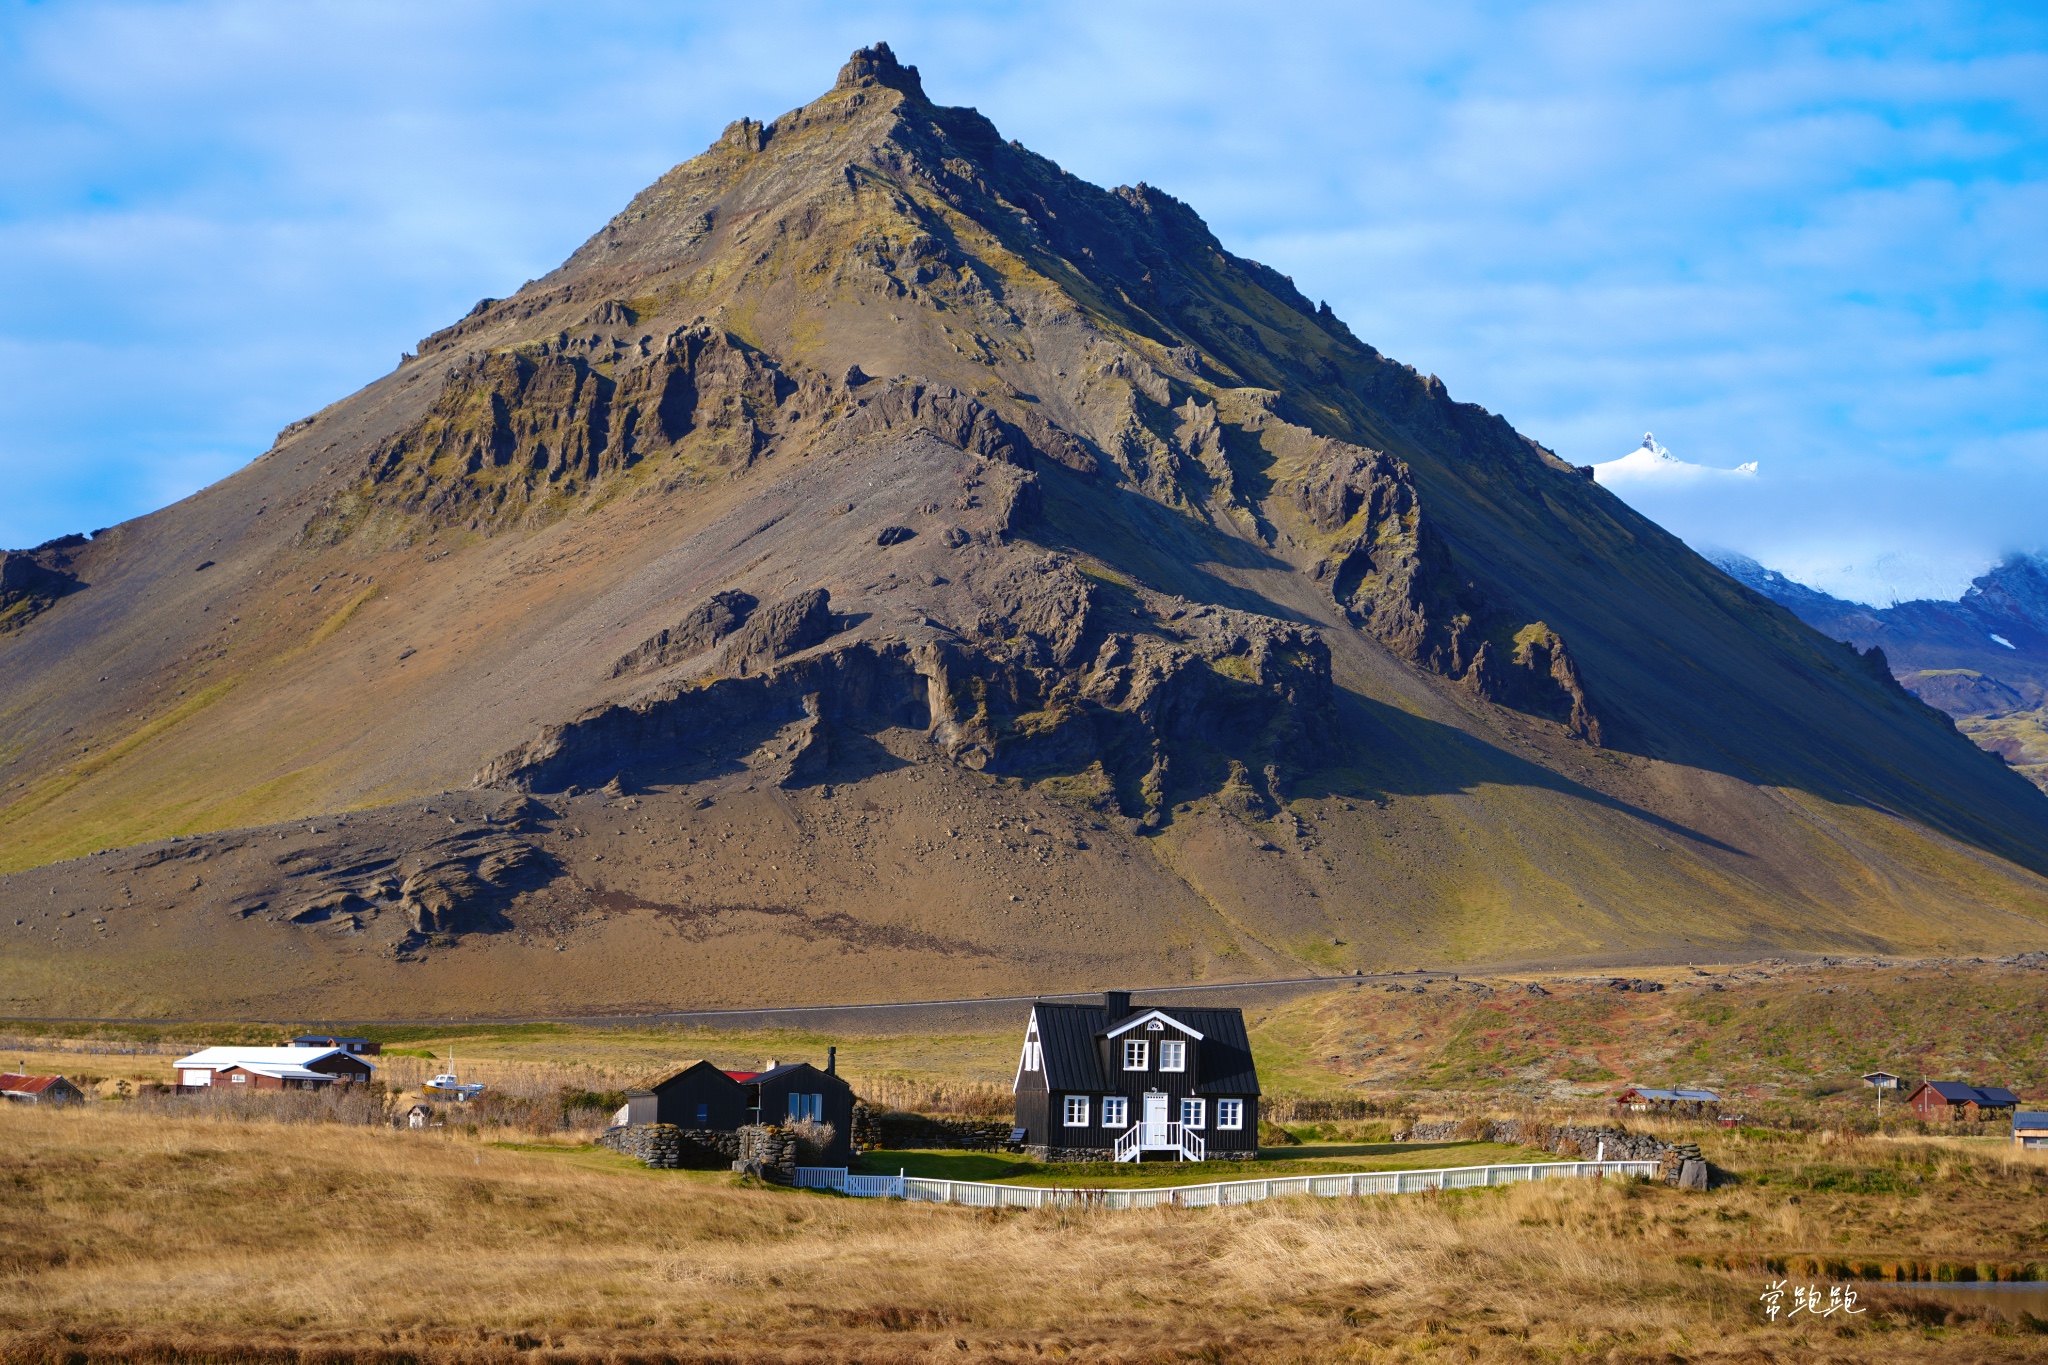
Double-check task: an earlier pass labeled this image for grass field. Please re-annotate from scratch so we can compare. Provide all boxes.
[852,1139,1557,1187]
[7,1104,2048,1362]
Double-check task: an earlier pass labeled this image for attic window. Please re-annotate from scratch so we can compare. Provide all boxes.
[1123,1039,1148,1071]
[1147,1020,1163,1031]
[1022,1040,1042,1071]
[1159,1040,1185,1072]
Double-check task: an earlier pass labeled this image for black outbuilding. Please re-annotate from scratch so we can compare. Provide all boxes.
[626,1060,753,1131]
[1013,990,1261,1162]
[743,1061,855,1165]
[622,1053,856,1166]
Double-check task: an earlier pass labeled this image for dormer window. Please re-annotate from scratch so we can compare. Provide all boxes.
[1122,1039,1149,1071]
[1159,1040,1185,1072]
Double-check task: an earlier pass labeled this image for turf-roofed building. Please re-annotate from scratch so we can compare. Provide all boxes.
[1013,991,1260,1163]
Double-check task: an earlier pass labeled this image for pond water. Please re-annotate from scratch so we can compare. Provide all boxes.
[1881,1282,2048,1320]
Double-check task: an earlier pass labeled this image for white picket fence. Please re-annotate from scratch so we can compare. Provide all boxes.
[792,1159,1660,1208]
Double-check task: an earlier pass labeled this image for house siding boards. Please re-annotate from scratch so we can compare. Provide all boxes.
[1013,997,1262,1159]
[643,1061,752,1131]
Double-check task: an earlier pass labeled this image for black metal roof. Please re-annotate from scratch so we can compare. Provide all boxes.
[747,1061,850,1090]
[1029,1001,1260,1095]
[1919,1080,2019,1106]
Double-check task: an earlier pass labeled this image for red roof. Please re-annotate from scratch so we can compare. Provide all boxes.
[0,1074,70,1094]
[723,1071,759,1083]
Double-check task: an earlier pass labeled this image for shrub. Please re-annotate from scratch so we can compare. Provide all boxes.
[790,1118,838,1165]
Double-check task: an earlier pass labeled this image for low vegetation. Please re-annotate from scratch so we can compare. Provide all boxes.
[7,1104,2048,1362]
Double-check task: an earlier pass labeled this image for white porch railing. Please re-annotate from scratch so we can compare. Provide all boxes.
[1114,1121,1206,1162]
[826,1160,1660,1209]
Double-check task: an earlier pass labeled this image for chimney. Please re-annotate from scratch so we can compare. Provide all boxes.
[1103,990,1131,1020]
[827,1046,837,1075]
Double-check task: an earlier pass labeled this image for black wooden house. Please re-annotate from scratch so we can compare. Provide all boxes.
[624,1053,855,1165]
[1012,991,1261,1162]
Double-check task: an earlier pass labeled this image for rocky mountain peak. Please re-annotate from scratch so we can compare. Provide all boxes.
[4,44,2047,1014]
[835,41,925,98]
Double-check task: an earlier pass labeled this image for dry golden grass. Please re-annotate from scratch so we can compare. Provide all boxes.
[5,1106,2047,1362]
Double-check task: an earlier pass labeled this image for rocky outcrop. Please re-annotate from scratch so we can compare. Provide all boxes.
[1283,432,1600,742]
[305,327,828,542]
[398,833,549,935]
[480,555,1336,827]
[610,590,757,677]
[723,589,837,675]
[0,536,88,634]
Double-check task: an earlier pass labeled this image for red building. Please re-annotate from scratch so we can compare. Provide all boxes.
[1905,1080,2019,1121]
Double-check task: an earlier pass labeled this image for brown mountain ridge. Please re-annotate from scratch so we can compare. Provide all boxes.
[3,44,2046,1018]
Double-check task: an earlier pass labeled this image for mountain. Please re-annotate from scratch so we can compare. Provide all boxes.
[1592,432,1757,485]
[1711,550,2048,794]
[3,45,2046,1019]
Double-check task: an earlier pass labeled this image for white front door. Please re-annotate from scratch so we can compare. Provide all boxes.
[1143,1093,1168,1146]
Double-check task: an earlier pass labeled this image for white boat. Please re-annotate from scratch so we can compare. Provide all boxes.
[421,1050,486,1101]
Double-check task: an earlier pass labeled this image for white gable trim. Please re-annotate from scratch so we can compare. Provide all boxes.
[1012,1006,1041,1093]
[1104,1009,1204,1041]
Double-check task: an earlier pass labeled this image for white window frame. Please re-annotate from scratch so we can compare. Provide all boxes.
[1158,1040,1186,1072]
[1063,1095,1090,1127]
[1101,1096,1128,1128]
[1181,1097,1205,1129]
[231,1073,248,1084]
[1122,1039,1149,1071]
[1217,1099,1243,1130]
[1022,1038,1042,1072]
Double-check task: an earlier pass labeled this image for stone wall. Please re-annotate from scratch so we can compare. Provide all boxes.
[1395,1118,1674,1167]
[871,1112,1017,1151]
[1021,1144,1115,1163]
[736,1123,798,1181]
[597,1124,740,1169]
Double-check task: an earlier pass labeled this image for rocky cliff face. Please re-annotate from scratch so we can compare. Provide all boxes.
[0,536,88,635]
[3,43,2046,1017]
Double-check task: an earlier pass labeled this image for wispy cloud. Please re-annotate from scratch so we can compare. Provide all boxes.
[0,0,2042,607]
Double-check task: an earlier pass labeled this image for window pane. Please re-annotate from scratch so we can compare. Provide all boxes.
[1159,1041,1184,1071]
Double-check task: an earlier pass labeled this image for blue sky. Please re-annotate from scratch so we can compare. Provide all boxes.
[1,1,2043,605]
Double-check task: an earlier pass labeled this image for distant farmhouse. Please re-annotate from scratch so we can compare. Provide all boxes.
[1,1073,85,1105]
[1012,991,1261,1162]
[1616,1087,1722,1118]
[290,1035,381,1056]
[174,1046,376,1092]
[1906,1080,2019,1122]
[624,1051,854,1165]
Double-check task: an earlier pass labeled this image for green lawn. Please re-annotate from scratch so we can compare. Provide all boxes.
[852,1140,1559,1188]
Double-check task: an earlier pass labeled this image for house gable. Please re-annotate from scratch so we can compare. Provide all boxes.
[1104,1010,1206,1041]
